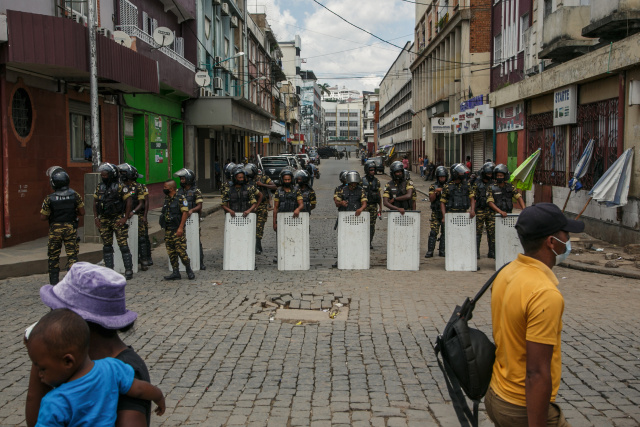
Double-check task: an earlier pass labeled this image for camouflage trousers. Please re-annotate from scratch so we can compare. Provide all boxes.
[99,215,129,248]
[365,204,379,241]
[165,229,190,269]
[256,202,269,240]
[476,209,495,251]
[429,211,444,235]
[48,223,78,272]
[137,214,148,238]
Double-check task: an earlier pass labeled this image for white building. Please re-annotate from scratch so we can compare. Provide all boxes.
[323,100,364,152]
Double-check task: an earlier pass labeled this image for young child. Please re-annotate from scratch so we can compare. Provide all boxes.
[26,308,165,426]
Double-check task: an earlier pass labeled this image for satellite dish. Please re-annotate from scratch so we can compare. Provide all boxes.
[195,71,211,87]
[153,27,175,47]
[113,31,132,48]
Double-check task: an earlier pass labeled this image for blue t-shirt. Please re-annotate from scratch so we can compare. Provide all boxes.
[36,358,135,427]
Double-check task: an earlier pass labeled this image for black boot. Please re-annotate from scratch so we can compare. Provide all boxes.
[145,236,154,266]
[164,269,181,280]
[255,238,263,255]
[199,242,206,270]
[438,234,446,257]
[138,238,149,271]
[49,270,60,285]
[425,231,437,258]
[488,238,496,258]
[103,246,115,269]
[185,263,196,280]
[121,247,134,280]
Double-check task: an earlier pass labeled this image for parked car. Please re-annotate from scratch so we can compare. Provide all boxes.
[297,153,310,164]
[371,156,385,174]
[259,156,293,186]
[318,147,336,159]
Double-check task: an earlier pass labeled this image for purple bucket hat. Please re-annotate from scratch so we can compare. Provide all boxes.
[40,262,137,329]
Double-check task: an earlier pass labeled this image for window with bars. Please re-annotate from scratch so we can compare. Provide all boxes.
[526,111,566,187]
[119,0,137,27]
[494,33,502,66]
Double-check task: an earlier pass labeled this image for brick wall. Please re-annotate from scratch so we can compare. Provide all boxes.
[470,0,492,53]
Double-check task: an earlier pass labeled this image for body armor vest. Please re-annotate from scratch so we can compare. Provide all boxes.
[229,184,250,212]
[446,182,471,211]
[96,182,124,216]
[491,184,514,213]
[362,176,380,204]
[49,189,77,224]
[341,186,364,211]
[178,187,198,209]
[277,188,298,212]
[388,180,412,210]
[430,182,445,213]
[162,196,182,230]
[474,179,489,210]
[298,186,312,213]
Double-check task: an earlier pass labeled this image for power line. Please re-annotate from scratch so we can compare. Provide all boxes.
[400,0,491,10]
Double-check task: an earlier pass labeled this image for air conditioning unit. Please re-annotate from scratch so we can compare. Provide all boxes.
[230,16,239,28]
[98,28,112,39]
[213,77,223,90]
[213,56,223,68]
[221,3,230,16]
[199,87,213,97]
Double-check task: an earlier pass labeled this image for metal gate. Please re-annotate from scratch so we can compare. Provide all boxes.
[223,213,256,270]
[526,112,566,186]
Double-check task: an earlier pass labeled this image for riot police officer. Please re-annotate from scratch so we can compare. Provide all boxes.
[161,179,195,280]
[474,162,496,259]
[220,162,236,195]
[40,166,85,284]
[247,163,276,254]
[362,160,382,249]
[222,166,259,217]
[335,171,367,215]
[425,166,448,258]
[175,168,206,270]
[487,164,525,217]
[273,169,303,232]
[440,163,476,224]
[404,169,417,210]
[383,161,414,215]
[294,170,316,214]
[117,163,148,270]
[93,163,135,279]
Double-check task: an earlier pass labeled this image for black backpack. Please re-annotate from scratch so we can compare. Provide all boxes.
[434,264,508,427]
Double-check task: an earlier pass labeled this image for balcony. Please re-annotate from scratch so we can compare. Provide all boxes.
[117,25,194,71]
[539,6,598,62]
[157,0,196,23]
[582,0,640,41]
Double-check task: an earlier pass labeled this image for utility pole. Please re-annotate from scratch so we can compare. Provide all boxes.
[88,0,100,171]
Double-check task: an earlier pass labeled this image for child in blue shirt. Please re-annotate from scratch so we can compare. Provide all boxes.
[26,309,165,426]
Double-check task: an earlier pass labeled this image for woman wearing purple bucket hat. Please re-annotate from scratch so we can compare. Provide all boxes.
[26,262,152,427]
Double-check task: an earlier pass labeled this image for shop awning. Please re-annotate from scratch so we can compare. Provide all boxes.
[185,96,274,135]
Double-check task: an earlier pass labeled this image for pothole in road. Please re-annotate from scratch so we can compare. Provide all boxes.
[253,292,351,322]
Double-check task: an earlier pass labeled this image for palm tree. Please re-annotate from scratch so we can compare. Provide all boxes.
[319,83,331,97]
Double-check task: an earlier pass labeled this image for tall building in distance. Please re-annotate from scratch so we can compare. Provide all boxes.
[321,85,362,102]
[323,100,363,153]
[300,70,322,148]
[362,90,380,155]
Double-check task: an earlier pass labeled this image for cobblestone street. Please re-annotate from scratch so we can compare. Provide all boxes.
[0,159,639,426]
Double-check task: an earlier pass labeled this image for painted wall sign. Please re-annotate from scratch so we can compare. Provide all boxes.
[496,102,524,133]
[553,85,577,126]
[149,115,167,149]
[431,117,452,134]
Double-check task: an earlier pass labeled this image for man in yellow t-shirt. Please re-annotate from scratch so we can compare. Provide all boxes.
[486,203,584,427]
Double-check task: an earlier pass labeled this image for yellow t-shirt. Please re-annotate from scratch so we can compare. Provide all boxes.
[490,253,564,407]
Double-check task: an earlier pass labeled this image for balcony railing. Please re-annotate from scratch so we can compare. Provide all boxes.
[116,25,195,72]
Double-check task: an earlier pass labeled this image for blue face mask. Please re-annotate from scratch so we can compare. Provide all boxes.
[551,236,571,265]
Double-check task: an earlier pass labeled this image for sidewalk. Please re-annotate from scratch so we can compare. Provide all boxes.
[0,193,224,280]
[386,170,640,280]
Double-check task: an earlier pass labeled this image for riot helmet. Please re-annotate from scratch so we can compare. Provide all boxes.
[244,163,259,180]
[224,162,236,180]
[174,168,196,187]
[231,165,246,185]
[294,170,310,186]
[48,167,70,190]
[117,163,136,183]
[450,163,470,181]
[494,164,510,183]
[345,171,361,185]
[390,161,404,181]
[404,169,411,180]
[339,170,348,184]
[280,168,294,187]
[130,166,141,182]
[480,162,495,181]
[97,163,118,184]
[364,160,376,175]
[435,166,449,184]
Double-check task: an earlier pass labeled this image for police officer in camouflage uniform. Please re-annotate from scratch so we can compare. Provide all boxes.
[333,171,367,267]
[117,163,149,270]
[94,163,135,279]
[440,164,476,232]
[362,161,382,249]
[383,161,414,215]
[294,170,317,214]
[404,169,417,210]
[221,166,259,218]
[220,162,236,195]
[40,166,85,284]
[246,163,275,254]
[175,168,206,270]
[273,169,303,232]
[425,166,448,258]
[487,163,526,217]
[161,179,195,280]
[474,162,496,259]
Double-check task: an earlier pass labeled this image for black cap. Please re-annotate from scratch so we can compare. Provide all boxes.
[515,203,585,239]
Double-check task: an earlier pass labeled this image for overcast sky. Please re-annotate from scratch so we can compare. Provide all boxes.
[251,0,415,94]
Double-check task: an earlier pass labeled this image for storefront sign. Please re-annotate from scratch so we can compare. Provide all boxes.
[431,117,451,134]
[554,85,577,126]
[149,115,167,149]
[496,102,524,133]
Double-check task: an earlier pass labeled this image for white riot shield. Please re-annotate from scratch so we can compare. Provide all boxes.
[337,211,370,270]
[114,215,138,274]
[223,213,256,270]
[277,212,310,271]
[387,211,421,271]
[495,213,522,270]
[167,213,200,271]
[445,213,477,271]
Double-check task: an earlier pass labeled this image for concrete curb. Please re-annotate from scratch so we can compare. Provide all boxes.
[560,260,640,280]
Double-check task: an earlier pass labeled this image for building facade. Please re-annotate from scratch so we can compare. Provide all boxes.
[323,100,363,153]
[362,90,379,155]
